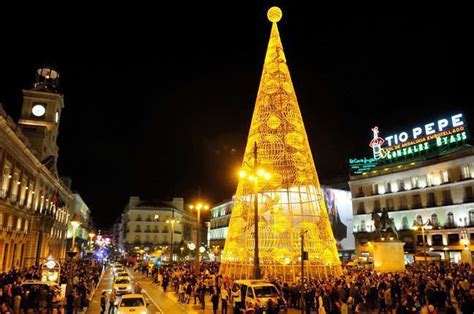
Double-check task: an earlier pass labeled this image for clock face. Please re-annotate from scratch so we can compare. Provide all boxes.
[32,104,46,117]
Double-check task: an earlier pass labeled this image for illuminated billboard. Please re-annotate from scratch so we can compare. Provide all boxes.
[322,188,355,250]
[350,113,469,175]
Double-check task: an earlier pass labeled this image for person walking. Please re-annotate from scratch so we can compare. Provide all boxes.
[221,285,229,314]
[100,291,107,314]
[108,289,117,314]
[211,288,220,314]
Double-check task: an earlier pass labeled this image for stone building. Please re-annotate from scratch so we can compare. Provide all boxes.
[0,68,73,271]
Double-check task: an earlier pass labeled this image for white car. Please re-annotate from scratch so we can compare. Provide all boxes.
[114,265,125,273]
[117,294,147,314]
[113,277,133,295]
[115,271,129,279]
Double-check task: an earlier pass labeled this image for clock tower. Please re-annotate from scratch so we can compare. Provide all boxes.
[18,67,64,175]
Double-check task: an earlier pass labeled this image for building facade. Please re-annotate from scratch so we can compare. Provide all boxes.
[66,193,94,254]
[208,198,234,256]
[349,113,473,264]
[0,68,73,272]
[119,197,197,254]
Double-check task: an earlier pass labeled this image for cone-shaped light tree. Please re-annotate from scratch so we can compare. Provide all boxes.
[220,7,342,281]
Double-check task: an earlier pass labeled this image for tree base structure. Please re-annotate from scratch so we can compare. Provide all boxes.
[220,262,342,282]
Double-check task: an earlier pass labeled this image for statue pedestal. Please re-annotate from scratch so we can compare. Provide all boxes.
[373,240,405,272]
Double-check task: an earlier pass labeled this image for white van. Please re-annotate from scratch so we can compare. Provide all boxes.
[232,280,287,312]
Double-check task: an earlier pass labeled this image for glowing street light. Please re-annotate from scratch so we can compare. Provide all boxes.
[88,232,96,251]
[238,142,272,279]
[70,214,81,253]
[189,201,209,272]
[412,218,433,265]
[166,217,180,262]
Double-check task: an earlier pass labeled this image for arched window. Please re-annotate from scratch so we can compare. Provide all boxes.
[431,214,439,227]
[360,220,366,232]
[416,215,423,224]
[447,212,455,227]
[402,217,409,230]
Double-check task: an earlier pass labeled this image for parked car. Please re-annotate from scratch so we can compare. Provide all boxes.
[232,280,287,312]
[113,277,133,295]
[117,293,148,314]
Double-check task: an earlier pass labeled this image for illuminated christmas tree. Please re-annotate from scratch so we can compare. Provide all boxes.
[220,7,342,281]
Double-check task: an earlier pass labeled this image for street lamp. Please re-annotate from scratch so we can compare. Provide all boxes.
[180,246,184,260]
[166,217,180,262]
[238,142,272,279]
[412,218,433,265]
[189,202,209,273]
[88,233,96,251]
[70,214,81,254]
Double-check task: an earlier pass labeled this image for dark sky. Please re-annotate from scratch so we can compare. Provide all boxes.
[1,4,473,229]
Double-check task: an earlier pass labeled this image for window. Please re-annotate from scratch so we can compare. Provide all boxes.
[417,235,427,244]
[247,288,254,299]
[399,196,408,209]
[465,186,473,203]
[360,220,366,232]
[357,186,363,197]
[442,170,449,183]
[136,215,142,221]
[470,210,474,226]
[442,190,453,205]
[24,220,28,233]
[412,194,422,209]
[402,217,409,230]
[399,180,406,191]
[0,213,3,227]
[146,215,151,221]
[357,202,365,214]
[462,165,471,179]
[16,218,21,230]
[411,176,419,189]
[385,198,394,210]
[372,184,379,195]
[7,216,13,229]
[374,200,381,211]
[447,212,455,227]
[448,234,460,245]
[135,236,141,242]
[390,181,399,193]
[427,192,436,207]
[431,214,439,227]
[432,234,443,246]
[153,214,160,222]
[416,215,423,224]
[146,235,150,242]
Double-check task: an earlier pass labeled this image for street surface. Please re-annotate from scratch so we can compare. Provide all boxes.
[88,266,301,313]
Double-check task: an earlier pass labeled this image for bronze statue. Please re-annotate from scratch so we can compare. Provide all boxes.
[371,209,399,240]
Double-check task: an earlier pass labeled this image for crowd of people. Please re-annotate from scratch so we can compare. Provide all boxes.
[0,258,103,314]
[128,259,473,314]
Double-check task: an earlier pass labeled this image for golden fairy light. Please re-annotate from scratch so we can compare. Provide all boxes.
[220,7,342,281]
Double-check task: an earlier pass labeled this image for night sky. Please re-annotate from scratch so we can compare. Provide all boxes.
[1,4,474,229]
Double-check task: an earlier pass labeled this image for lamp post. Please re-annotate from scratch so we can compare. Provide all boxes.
[166,216,180,262]
[180,246,184,260]
[412,218,433,265]
[238,142,272,279]
[88,232,95,251]
[189,202,209,273]
[70,214,81,254]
